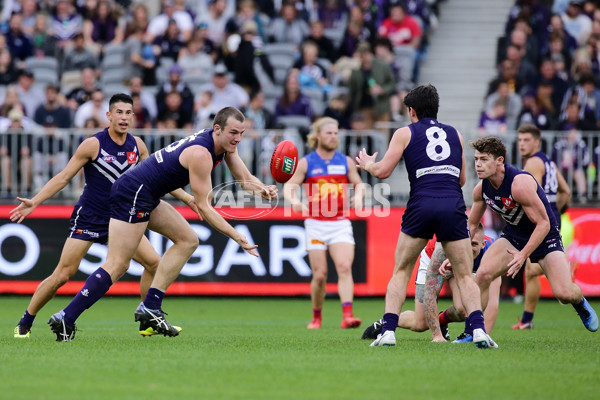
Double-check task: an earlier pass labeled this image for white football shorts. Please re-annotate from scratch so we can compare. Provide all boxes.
[305,218,355,251]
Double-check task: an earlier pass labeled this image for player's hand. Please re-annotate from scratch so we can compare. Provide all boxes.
[9,197,36,223]
[439,259,453,278]
[355,149,378,171]
[292,201,309,215]
[506,249,526,278]
[186,199,204,221]
[236,234,259,257]
[259,185,278,201]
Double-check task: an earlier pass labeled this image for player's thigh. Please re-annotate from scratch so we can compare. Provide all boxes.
[476,238,515,281]
[440,238,472,278]
[328,241,355,271]
[132,234,160,272]
[55,238,94,275]
[537,251,571,290]
[106,218,149,266]
[147,200,198,246]
[394,231,428,272]
[308,249,328,277]
[526,260,544,278]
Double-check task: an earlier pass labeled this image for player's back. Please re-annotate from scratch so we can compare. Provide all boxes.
[482,164,559,239]
[125,129,224,198]
[77,128,139,218]
[403,118,463,198]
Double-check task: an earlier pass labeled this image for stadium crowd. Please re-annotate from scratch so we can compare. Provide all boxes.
[480,0,600,201]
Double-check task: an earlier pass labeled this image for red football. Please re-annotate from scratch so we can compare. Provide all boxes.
[270,140,298,183]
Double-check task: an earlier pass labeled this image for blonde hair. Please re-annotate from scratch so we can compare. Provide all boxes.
[307,117,338,150]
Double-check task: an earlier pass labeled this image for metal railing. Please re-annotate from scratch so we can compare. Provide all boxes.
[1,127,599,206]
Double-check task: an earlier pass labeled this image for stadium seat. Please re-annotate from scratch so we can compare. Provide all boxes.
[393,45,416,90]
[276,115,311,129]
[100,68,126,86]
[25,56,59,73]
[262,85,283,113]
[32,68,59,87]
[300,87,326,117]
[60,70,83,93]
[101,53,124,71]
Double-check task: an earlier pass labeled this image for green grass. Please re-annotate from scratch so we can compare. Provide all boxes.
[1,296,599,400]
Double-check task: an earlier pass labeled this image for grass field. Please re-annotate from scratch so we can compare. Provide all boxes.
[1,296,599,400]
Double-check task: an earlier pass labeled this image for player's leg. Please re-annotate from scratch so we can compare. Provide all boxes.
[131,234,160,299]
[307,249,328,329]
[15,238,92,338]
[513,260,543,329]
[538,251,598,331]
[484,276,501,333]
[371,232,427,346]
[329,241,361,328]
[475,238,514,310]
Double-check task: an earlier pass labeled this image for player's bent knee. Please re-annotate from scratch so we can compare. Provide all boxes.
[475,270,494,287]
[554,286,580,304]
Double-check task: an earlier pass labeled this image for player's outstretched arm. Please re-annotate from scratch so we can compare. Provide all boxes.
[506,174,551,277]
[355,127,410,179]
[423,246,448,341]
[283,158,309,214]
[187,147,259,257]
[225,148,278,200]
[346,156,365,209]
[468,181,487,237]
[9,137,98,223]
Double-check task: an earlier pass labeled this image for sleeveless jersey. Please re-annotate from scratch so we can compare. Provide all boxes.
[125,129,224,198]
[304,151,349,220]
[404,118,463,197]
[532,151,560,222]
[75,128,140,218]
[482,164,559,240]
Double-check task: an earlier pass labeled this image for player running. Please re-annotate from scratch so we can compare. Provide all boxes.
[469,136,598,333]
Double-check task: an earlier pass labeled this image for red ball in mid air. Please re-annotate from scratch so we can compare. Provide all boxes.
[270,140,298,183]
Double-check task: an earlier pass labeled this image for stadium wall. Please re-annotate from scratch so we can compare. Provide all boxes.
[0,205,599,297]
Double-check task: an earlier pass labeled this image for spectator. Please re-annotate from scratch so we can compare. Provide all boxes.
[517,86,556,130]
[553,126,589,200]
[274,69,314,123]
[241,88,275,131]
[147,0,193,43]
[487,59,525,96]
[0,47,19,86]
[193,90,213,131]
[0,86,23,117]
[128,76,158,121]
[536,57,570,112]
[19,0,39,37]
[503,24,540,67]
[267,1,310,47]
[232,20,273,93]
[347,41,396,129]
[323,92,350,129]
[338,9,371,58]
[304,20,338,63]
[66,67,99,109]
[125,28,157,86]
[345,111,376,161]
[504,43,538,84]
[15,70,45,118]
[293,40,331,94]
[0,106,34,194]
[505,0,551,48]
[579,71,600,125]
[156,91,193,130]
[5,13,33,67]
[50,0,84,48]
[178,35,215,78]
[545,12,578,55]
[73,89,109,128]
[374,36,412,121]
[378,2,422,49]
[536,78,560,120]
[195,0,234,45]
[32,84,70,191]
[478,100,508,135]
[198,63,249,115]
[228,0,268,42]
[153,18,186,63]
[543,31,573,72]
[356,0,386,40]
[125,3,150,37]
[82,0,125,56]
[131,92,153,130]
[155,64,194,117]
[31,13,60,58]
[484,79,522,131]
[62,32,99,73]
[559,97,596,130]
[316,0,349,31]
[561,0,593,46]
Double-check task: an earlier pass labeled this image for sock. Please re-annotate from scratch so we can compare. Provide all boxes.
[521,311,534,324]
[468,310,486,332]
[439,310,449,326]
[312,309,322,320]
[572,297,587,313]
[382,312,399,334]
[341,302,353,317]
[19,310,35,328]
[464,317,472,335]
[63,267,113,326]
[143,287,165,310]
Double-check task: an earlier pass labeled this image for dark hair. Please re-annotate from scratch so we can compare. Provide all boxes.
[109,93,133,111]
[213,106,244,130]
[403,84,439,119]
[470,136,507,162]
[517,123,541,140]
